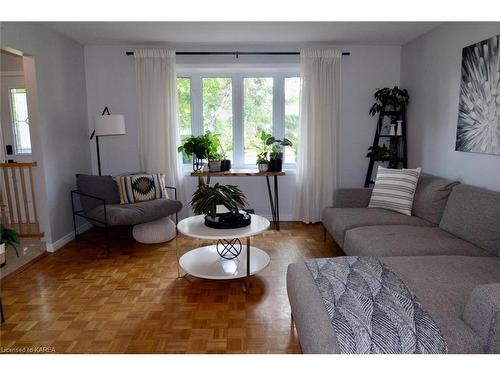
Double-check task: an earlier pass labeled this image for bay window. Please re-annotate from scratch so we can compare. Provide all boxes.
[177,68,300,168]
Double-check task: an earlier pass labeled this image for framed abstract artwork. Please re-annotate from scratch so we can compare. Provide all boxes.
[456,34,500,155]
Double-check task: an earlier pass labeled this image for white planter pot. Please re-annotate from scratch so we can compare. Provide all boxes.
[209,160,221,172]
[396,120,403,136]
[257,163,269,172]
[389,124,396,136]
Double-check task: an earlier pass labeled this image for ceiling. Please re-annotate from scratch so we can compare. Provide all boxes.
[42,22,440,46]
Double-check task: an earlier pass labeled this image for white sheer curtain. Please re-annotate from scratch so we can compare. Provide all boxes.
[134,49,184,204]
[295,49,341,223]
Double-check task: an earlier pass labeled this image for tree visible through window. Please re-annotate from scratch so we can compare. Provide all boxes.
[177,78,192,164]
[9,88,31,154]
[176,71,299,167]
[285,77,300,164]
[202,78,233,158]
[244,77,273,164]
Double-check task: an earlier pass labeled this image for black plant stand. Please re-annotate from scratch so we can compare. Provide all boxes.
[364,104,408,187]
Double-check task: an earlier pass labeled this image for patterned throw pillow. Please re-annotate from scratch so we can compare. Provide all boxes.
[368,166,421,216]
[115,174,168,204]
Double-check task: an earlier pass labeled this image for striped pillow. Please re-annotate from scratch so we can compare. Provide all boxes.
[115,173,168,204]
[368,167,421,216]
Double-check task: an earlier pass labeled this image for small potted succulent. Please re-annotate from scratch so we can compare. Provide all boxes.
[266,136,293,172]
[0,225,20,268]
[256,152,269,172]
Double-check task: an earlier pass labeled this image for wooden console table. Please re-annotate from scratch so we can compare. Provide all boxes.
[190,169,285,230]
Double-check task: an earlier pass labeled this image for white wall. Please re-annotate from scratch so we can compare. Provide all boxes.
[1,22,92,245]
[84,44,400,219]
[401,22,500,190]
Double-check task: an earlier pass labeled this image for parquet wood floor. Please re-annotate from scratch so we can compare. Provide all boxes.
[0,222,342,354]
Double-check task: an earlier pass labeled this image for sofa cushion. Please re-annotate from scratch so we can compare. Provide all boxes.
[440,184,500,256]
[76,174,120,213]
[412,173,460,224]
[87,198,182,226]
[322,207,433,248]
[343,225,489,257]
[463,283,500,353]
[332,188,372,208]
[368,166,421,216]
[383,256,500,353]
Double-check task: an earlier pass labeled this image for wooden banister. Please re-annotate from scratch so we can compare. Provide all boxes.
[0,162,43,237]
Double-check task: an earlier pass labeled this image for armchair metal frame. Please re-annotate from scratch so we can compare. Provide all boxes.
[71,186,178,255]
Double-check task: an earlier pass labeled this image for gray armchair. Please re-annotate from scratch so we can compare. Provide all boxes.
[71,174,182,252]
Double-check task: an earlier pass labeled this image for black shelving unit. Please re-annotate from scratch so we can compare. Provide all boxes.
[364,105,407,187]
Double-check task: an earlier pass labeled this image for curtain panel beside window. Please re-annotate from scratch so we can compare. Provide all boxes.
[134,49,184,210]
[295,49,341,223]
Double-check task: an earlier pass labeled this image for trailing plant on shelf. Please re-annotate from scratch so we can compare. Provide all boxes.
[191,176,248,218]
[369,86,409,118]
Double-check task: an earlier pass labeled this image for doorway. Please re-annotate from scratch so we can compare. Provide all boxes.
[0,48,44,278]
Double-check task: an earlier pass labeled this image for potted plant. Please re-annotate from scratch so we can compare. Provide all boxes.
[191,175,250,229]
[220,146,231,172]
[265,136,293,172]
[178,131,221,171]
[208,151,222,172]
[0,225,20,268]
[369,86,409,126]
[366,144,390,161]
[256,152,269,172]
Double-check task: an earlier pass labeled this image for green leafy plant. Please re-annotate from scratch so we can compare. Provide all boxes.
[0,225,20,257]
[178,131,221,160]
[191,177,248,218]
[265,135,293,160]
[366,145,390,161]
[256,152,269,165]
[369,86,409,117]
[208,151,223,162]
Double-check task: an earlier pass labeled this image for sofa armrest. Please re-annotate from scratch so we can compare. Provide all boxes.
[463,283,500,353]
[332,188,373,208]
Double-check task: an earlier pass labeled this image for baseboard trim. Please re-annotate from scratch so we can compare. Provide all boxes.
[46,222,93,253]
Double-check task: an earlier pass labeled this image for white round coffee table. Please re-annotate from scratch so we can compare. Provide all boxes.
[177,214,270,290]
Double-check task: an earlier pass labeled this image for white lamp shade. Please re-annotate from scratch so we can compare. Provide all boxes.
[95,114,126,136]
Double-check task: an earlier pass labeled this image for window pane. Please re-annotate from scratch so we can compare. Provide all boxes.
[203,77,233,159]
[284,77,300,164]
[177,78,192,164]
[244,77,273,165]
[9,88,31,154]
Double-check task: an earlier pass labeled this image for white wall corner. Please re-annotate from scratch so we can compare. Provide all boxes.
[45,221,93,253]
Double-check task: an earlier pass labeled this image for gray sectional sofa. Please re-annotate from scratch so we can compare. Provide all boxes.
[287,173,500,353]
[322,174,498,257]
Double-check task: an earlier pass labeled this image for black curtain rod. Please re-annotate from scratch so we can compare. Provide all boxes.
[125,51,350,57]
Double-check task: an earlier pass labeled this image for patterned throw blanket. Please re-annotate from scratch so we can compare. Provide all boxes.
[305,257,447,354]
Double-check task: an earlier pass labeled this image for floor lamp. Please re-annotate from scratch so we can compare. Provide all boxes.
[90,107,126,176]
